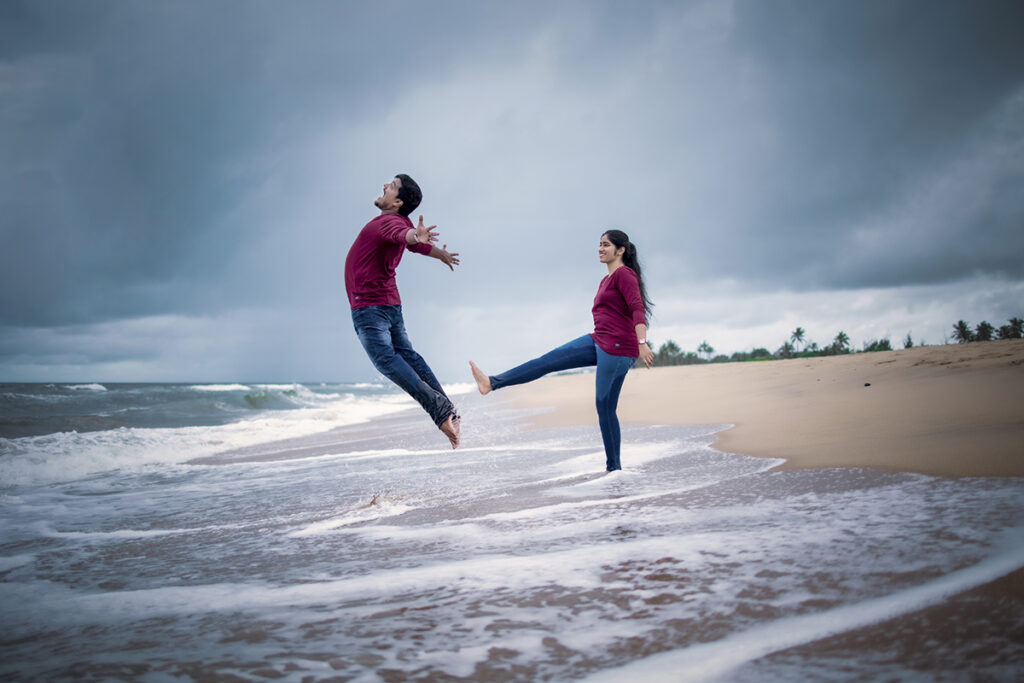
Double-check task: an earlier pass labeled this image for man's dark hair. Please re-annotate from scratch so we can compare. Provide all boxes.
[395,173,422,217]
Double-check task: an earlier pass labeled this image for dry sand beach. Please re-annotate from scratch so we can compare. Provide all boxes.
[504,338,1024,479]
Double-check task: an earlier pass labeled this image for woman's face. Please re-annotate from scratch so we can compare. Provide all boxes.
[598,234,625,264]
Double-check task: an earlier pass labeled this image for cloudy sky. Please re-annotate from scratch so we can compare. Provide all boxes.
[2,0,1022,383]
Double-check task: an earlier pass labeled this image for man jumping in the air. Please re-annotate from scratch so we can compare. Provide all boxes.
[344,174,462,448]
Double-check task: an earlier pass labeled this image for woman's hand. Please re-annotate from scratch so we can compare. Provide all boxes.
[639,342,654,368]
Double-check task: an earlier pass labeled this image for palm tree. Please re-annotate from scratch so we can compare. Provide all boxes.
[952,320,973,344]
[655,340,683,366]
[904,333,914,349]
[697,340,714,361]
[863,338,893,352]
[998,317,1024,339]
[975,321,995,342]
[777,341,795,359]
[833,331,850,352]
[790,327,806,351]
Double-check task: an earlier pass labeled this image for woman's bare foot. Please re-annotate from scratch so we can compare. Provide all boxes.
[440,413,461,449]
[469,361,492,395]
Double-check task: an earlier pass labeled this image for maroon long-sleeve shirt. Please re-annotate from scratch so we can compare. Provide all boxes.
[590,266,647,357]
[344,214,432,309]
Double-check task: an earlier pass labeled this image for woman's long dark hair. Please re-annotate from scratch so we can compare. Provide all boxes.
[603,229,654,320]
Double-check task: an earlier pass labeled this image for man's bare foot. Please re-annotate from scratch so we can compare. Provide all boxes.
[469,361,492,395]
[440,413,461,449]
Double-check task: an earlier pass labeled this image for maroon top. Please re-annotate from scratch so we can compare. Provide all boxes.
[590,266,647,357]
[344,214,432,309]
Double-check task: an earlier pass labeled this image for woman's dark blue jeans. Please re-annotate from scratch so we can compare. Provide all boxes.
[489,334,636,471]
[351,305,455,427]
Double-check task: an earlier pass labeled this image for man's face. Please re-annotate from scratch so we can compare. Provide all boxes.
[374,177,403,213]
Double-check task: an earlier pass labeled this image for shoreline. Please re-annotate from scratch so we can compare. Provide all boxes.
[496,338,1024,608]
[498,339,1024,479]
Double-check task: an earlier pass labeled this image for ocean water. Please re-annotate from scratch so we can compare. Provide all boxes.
[1,383,1023,681]
[0,382,423,440]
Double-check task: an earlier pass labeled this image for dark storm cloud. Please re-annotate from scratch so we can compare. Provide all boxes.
[0,1,542,326]
[2,0,1022,381]
[3,2,256,324]
[705,0,1024,289]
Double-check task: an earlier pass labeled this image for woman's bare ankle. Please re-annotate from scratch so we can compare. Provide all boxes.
[469,361,492,395]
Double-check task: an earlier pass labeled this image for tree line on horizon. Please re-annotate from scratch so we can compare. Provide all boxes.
[649,316,1024,367]
[951,317,1024,344]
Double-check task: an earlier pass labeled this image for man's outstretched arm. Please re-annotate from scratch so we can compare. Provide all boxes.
[428,244,460,271]
[405,215,439,247]
[405,215,459,271]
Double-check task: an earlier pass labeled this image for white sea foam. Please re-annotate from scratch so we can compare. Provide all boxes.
[41,525,237,540]
[8,529,780,626]
[343,521,491,544]
[441,381,476,395]
[543,439,717,479]
[65,383,107,392]
[0,392,416,487]
[188,384,252,392]
[289,499,417,536]
[473,490,686,523]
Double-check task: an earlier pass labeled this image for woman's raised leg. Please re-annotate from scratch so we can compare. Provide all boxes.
[471,334,597,394]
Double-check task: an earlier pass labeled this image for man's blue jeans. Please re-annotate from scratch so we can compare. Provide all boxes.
[351,305,455,427]
[489,334,636,471]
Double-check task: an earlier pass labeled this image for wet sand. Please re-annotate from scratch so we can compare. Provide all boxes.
[501,338,1024,478]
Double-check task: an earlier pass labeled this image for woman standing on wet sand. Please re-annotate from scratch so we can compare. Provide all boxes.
[470,230,654,471]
